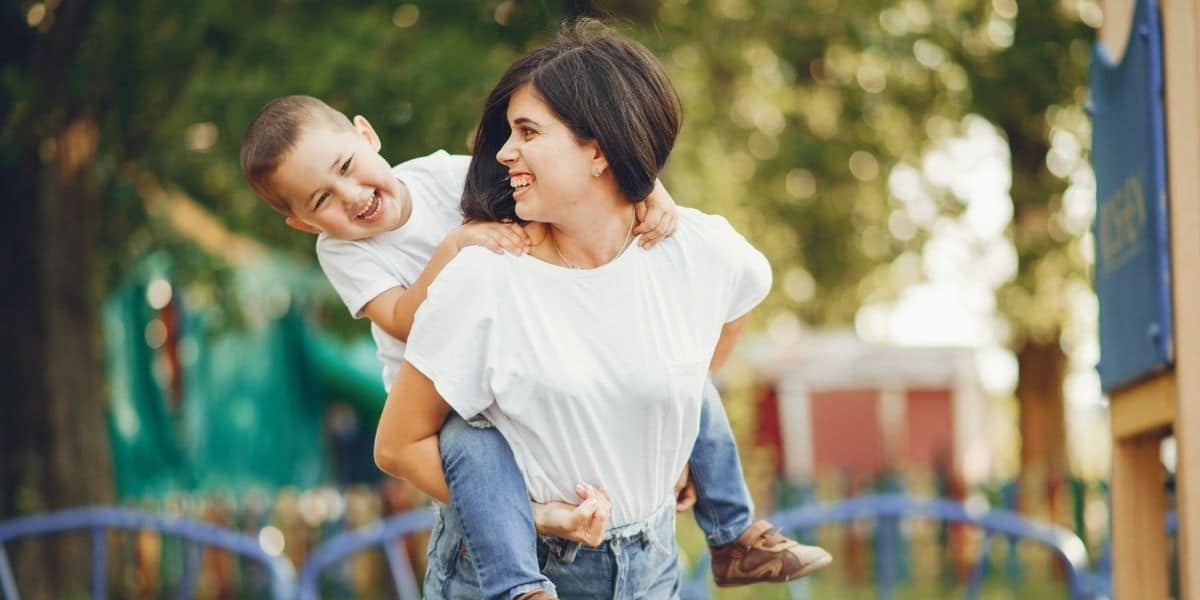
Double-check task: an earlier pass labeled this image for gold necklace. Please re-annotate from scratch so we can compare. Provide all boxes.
[552,219,635,270]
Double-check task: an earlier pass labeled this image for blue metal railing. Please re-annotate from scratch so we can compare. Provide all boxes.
[296,507,434,600]
[762,493,1096,599]
[0,506,295,600]
[6,496,1155,598]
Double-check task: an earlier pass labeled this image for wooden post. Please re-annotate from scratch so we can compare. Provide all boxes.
[1111,425,1169,598]
[1161,0,1200,595]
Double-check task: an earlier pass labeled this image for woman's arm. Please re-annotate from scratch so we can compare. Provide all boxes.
[373,362,453,503]
[376,362,614,542]
[709,313,750,375]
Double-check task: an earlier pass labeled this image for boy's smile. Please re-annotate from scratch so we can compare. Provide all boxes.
[271,115,411,240]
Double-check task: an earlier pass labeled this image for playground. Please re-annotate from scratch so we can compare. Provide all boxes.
[3,0,1196,598]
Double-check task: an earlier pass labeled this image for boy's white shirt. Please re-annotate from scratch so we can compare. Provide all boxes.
[403,207,772,527]
[316,150,470,390]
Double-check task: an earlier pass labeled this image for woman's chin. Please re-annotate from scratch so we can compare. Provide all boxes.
[513,202,538,222]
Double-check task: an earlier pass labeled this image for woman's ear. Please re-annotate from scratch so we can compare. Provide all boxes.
[589,142,609,177]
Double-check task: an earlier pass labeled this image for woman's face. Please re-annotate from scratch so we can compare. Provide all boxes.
[496,84,601,223]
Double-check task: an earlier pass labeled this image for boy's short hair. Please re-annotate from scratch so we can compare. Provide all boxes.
[240,95,356,215]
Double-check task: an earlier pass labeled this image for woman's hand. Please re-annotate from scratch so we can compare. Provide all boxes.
[531,483,612,546]
[455,221,532,255]
[634,179,679,248]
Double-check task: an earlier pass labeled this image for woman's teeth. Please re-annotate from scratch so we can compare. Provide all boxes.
[510,175,532,189]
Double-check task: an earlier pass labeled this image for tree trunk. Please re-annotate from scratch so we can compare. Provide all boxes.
[1015,339,1070,522]
[0,116,113,597]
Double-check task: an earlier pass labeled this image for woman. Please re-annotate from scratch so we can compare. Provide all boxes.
[374,19,774,598]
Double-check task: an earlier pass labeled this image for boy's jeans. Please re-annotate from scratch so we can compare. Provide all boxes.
[437,376,754,599]
[439,414,555,599]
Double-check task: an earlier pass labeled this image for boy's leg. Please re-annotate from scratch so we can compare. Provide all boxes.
[689,378,832,585]
[689,377,756,545]
[440,413,556,599]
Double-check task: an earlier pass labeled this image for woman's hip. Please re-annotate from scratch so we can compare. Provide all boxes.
[426,502,680,599]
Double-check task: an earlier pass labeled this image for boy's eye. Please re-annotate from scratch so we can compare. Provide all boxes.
[339,156,353,174]
[314,193,329,209]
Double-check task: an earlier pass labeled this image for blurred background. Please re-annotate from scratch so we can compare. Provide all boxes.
[3,0,1152,597]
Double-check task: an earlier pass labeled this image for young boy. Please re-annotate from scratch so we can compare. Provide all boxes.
[241,95,830,600]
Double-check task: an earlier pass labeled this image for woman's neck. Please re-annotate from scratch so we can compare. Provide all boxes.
[541,204,637,270]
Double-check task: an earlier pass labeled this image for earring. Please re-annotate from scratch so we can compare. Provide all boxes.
[592,167,601,177]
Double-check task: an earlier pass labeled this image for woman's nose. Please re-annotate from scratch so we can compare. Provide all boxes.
[496,137,517,164]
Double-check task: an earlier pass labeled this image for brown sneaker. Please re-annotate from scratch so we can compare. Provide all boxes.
[710,520,833,586]
[516,590,557,600]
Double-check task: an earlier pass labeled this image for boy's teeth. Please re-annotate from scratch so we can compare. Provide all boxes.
[357,194,380,219]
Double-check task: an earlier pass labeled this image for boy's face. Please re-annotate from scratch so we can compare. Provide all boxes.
[270,116,406,241]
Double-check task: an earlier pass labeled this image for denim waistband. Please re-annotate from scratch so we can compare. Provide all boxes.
[541,501,675,566]
[602,501,675,543]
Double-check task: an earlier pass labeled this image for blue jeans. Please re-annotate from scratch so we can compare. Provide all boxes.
[427,499,680,599]
[689,377,755,546]
[439,414,556,599]
[436,377,752,598]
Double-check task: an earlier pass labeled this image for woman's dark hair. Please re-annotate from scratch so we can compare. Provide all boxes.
[461,18,682,223]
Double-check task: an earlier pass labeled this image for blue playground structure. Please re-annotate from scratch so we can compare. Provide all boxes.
[0,493,1151,599]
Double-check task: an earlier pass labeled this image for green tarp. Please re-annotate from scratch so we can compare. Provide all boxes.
[103,259,386,500]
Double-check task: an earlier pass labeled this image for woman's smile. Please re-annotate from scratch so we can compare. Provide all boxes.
[510,172,534,200]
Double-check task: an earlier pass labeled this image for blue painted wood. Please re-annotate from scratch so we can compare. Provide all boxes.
[965,531,996,600]
[90,528,107,600]
[1089,0,1173,391]
[176,542,201,600]
[0,545,19,600]
[381,536,421,600]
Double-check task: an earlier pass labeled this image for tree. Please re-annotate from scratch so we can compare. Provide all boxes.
[625,0,1093,511]
[1,0,573,592]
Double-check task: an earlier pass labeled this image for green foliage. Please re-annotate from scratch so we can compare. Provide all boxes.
[5,0,1094,342]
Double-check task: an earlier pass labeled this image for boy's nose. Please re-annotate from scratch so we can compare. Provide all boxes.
[334,181,359,206]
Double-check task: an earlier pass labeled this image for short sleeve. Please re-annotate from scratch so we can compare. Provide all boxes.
[723,232,772,321]
[434,153,471,203]
[403,247,500,419]
[316,236,402,318]
[679,208,773,321]
[395,150,470,216]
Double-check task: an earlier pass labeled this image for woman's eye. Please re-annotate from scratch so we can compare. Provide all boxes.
[340,157,353,174]
[522,128,536,139]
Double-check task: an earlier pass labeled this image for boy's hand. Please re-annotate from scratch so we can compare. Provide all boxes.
[456,221,532,255]
[674,464,697,512]
[634,179,679,249]
[531,483,612,546]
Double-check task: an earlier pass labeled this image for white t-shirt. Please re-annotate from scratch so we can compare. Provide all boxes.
[316,150,470,390]
[404,207,772,527]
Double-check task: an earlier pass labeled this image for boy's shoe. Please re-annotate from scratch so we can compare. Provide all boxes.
[516,591,557,600]
[710,520,833,586]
